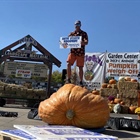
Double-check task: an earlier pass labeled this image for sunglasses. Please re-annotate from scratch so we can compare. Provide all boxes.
[75,23,81,26]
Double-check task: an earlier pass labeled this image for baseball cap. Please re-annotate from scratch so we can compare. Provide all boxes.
[74,20,81,26]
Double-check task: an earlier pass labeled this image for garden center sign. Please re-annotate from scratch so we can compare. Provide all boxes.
[76,52,140,90]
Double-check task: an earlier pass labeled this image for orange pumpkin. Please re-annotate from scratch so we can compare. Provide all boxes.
[107,84,112,88]
[131,78,137,82]
[114,98,122,104]
[109,79,116,84]
[38,84,110,128]
[92,89,100,95]
[125,77,131,81]
[129,105,137,114]
[101,83,108,88]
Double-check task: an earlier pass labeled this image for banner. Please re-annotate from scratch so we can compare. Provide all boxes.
[16,69,31,78]
[76,52,106,90]
[106,52,140,77]
[59,36,81,49]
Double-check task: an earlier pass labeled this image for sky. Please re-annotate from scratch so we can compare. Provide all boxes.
[0,0,140,72]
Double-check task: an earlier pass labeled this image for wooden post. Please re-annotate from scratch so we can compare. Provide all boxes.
[46,63,52,98]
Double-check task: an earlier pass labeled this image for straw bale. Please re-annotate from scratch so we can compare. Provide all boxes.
[122,98,131,106]
[16,88,27,97]
[100,88,119,98]
[129,98,138,106]
[33,89,46,95]
[119,89,138,98]
[120,105,129,114]
[117,81,138,90]
[122,97,138,106]
[26,89,36,99]
[0,85,4,91]
[111,84,118,89]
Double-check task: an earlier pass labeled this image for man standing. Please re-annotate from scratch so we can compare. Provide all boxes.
[66,20,88,86]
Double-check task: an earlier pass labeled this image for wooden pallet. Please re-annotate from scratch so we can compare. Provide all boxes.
[0,132,22,140]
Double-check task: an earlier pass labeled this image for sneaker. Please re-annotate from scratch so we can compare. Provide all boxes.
[79,81,83,87]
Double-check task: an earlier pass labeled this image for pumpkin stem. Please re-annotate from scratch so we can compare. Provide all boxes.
[66,110,75,120]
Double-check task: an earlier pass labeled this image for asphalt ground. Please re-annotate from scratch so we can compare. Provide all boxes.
[0,105,139,140]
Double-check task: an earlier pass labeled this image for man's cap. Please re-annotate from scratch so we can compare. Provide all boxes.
[74,20,81,26]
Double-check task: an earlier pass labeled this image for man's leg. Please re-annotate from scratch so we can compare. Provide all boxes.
[77,55,85,86]
[66,53,76,83]
[79,66,83,82]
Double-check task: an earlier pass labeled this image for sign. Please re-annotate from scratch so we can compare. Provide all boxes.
[16,69,31,78]
[76,52,106,90]
[4,51,49,59]
[106,52,140,77]
[60,36,81,49]
[4,62,48,78]
[19,36,37,46]
[13,125,118,140]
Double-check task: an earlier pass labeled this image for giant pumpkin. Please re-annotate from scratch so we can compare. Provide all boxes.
[38,84,110,128]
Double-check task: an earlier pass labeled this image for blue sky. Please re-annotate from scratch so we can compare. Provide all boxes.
[0,0,140,72]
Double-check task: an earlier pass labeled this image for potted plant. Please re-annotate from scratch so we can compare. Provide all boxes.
[135,107,140,120]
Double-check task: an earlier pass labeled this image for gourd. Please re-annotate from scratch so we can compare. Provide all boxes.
[38,84,110,128]
[129,105,137,114]
[131,78,137,82]
[92,89,100,95]
[101,83,108,88]
[109,79,116,84]
[124,77,131,81]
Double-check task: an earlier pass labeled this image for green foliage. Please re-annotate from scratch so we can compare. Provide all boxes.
[51,70,62,83]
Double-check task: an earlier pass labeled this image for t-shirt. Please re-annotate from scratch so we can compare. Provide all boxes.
[69,30,88,56]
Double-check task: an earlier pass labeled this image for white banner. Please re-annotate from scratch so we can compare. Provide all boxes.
[76,52,106,90]
[16,69,31,78]
[59,36,81,49]
[106,52,140,77]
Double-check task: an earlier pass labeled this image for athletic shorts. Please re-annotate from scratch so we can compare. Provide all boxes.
[67,53,85,67]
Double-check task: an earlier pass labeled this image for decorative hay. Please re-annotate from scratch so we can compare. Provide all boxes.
[119,89,138,98]
[117,81,138,90]
[122,98,130,106]
[100,88,119,98]
[122,97,138,106]
[111,84,118,89]
[0,85,4,91]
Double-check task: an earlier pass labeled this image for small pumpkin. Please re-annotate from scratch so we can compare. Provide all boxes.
[38,84,110,128]
[114,98,122,104]
[129,105,137,114]
[109,79,116,84]
[124,77,131,81]
[131,78,137,82]
[101,83,108,88]
[92,89,100,95]
[107,84,112,88]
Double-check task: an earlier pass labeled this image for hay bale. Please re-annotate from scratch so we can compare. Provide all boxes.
[122,98,131,106]
[111,84,118,89]
[119,89,138,98]
[129,98,138,106]
[117,81,138,90]
[100,88,119,97]
[26,89,36,99]
[122,97,138,106]
[0,85,4,91]
[16,87,27,97]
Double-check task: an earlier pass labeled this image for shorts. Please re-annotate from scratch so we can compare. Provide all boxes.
[67,53,85,67]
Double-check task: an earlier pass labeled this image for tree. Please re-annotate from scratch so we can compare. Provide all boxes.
[51,70,63,84]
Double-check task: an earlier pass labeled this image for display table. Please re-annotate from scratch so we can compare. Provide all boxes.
[107,117,140,131]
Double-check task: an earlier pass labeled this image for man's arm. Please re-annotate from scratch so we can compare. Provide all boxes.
[81,32,88,46]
